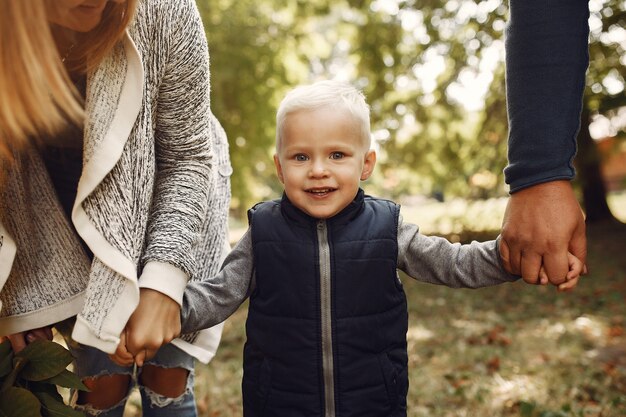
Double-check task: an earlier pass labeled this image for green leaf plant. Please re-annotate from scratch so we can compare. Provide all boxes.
[0,339,88,417]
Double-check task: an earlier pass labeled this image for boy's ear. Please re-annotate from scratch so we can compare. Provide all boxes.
[273,154,285,184]
[360,150,376,181]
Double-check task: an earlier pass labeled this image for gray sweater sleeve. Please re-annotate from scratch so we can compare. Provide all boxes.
[397,218,518,288]
[180,229,255,334]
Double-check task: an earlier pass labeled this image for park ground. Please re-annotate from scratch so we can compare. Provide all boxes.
[124,193,626,417]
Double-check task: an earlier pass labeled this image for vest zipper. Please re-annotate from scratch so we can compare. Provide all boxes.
[316,220,335,417]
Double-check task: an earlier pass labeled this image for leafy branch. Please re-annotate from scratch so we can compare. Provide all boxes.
[0,339,88,417]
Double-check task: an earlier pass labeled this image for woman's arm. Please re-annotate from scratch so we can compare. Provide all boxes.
[123,0,217,363]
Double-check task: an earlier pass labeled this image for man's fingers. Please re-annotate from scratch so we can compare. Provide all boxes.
[504,240,522,276]
[569,222,588,274]
[542,250,570,285]
[499,239,513,274]
[520,252,542,285]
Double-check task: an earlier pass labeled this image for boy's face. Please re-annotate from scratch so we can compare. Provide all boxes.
[274,107,376,219]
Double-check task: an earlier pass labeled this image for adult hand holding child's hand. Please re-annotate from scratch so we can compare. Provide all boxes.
[123,288,182,367]
[500,180,587,286]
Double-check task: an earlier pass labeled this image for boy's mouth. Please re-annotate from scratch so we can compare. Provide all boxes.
[306,188,336,196]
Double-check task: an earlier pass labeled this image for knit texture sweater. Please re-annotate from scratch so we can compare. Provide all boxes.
[0,0,230,362]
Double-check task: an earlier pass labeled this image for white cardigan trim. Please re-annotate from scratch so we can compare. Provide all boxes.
[139,261,189,307]
[172,321,224,364]
[71,32,144,350]
[72,32,143,281]
[0,293,84,335]
[71,284,137,352]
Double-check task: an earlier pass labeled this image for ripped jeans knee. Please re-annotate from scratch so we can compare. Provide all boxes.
[74,373,133,417]
[139,364,195,410]
[67,342,197,417]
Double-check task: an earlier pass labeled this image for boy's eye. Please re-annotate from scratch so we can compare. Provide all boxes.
[294,154,309,162]
[330,152,344,160]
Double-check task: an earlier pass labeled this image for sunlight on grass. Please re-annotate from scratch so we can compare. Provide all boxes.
[407,324,436,342]
[399,197,507,238]
[490,374,547,409]
[608,191,626,222]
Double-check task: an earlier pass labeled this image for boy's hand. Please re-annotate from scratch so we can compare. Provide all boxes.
[109,330,135,367]
[124,288,181,367]
[556,252,585,292]
[535,252,584,291]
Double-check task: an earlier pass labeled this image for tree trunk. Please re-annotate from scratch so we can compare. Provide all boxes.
[575,108,616,223]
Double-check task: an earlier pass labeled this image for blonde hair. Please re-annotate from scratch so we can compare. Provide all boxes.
[276,80,372,151]
[0,0,83,161]
[65,0,138,74]
[0,0,137,178]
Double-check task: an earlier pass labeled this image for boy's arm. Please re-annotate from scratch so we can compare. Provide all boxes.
[397,218,518,288]
[180,229,255,334]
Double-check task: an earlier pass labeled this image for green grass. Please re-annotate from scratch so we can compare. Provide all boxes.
[128,193,626,416]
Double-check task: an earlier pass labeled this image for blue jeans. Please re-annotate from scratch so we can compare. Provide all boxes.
[68,342,197,417]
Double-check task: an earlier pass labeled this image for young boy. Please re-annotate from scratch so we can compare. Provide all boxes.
[180,80,582,417]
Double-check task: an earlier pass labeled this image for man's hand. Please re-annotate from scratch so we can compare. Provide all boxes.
[124,288,181,366]
[501,180,587,285]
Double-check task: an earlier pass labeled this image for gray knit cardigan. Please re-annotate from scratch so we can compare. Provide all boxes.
[0,0,231,363]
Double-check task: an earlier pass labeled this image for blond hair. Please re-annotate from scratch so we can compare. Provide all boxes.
[65,0,138,74]
[0,0,137,178]
[276,80,372,151]
[0,0,83,161]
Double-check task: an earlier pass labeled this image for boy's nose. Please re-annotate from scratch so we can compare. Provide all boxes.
[309,160,329,177]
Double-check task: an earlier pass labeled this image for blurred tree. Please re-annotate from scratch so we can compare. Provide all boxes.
[576,0,625,223]
[336,0,511,201]
[198,0,624,219]
[198,0,306,215]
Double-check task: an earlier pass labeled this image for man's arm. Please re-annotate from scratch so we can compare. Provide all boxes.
[502,0,589,283]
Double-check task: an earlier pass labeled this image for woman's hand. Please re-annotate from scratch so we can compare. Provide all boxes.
[123,288,181,366]
[0,326,53,353]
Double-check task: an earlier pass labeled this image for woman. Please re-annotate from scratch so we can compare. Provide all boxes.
[0,0,231,415]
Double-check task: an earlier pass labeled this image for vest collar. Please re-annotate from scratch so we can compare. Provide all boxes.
[280,189,366,227]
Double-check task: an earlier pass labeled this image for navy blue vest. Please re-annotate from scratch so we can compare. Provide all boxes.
[243,190,408,417]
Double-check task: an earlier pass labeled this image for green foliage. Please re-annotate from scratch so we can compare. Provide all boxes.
[199,0,625,216]
[586,0,626,115]
[0,340,88,417]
